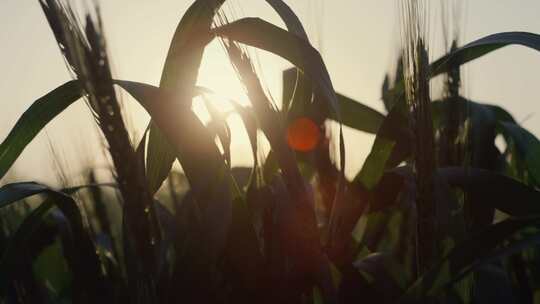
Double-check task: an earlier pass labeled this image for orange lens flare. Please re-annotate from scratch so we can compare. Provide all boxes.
[287,117,320,152]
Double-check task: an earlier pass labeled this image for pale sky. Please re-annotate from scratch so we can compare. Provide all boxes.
[1,1,540,185]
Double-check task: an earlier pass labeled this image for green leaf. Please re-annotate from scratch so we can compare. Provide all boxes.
[145,0,225,194]
[356,138,396,190]
[33,240,72,297]
[0,81,83,180]
[431,32,540,77]
[401,216,540,302]
[355,252,406,292]
[431,97,515,130]
[433,97,516,230]
[354,105,410,190]
[333,93,385,135]
[440,167,540,217]
[0,182,106,301]
[0,198,56,289]
[498,121,540,184]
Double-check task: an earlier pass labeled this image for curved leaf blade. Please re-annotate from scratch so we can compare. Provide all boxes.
[401,216,540,302]
[0,182,50,207]
[0,182,106,301]
[146,0,225,194]
[388,32,540,99]
[431,32,540,77]
[160,0,224,91]
[115,81,226,194]
[498,121,540,184]
[335,93,385,134]
[265,0,308,40]
[354,105,411,189]
[431,97,516,130]
[440,167,540,217]
[0,81,83,180]
[213,17,340,118]
[114,81,232,271]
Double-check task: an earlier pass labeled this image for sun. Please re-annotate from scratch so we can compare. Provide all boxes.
[192,42,260,167]
[185,39,292,168]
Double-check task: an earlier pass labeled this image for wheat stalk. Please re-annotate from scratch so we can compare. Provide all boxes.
[39,0,160,300]
[400,0,437,276]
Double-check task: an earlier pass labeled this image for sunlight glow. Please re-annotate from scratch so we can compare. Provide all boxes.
[191,40,289,167]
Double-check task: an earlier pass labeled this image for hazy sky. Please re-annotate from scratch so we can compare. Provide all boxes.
[1,0,540,185]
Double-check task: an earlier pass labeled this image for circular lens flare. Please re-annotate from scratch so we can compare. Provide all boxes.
[287,117,320,152]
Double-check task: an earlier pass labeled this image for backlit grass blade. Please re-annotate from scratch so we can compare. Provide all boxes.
[284,69,385,134]
[273,1,310,120]
[145,0,225,194]
[0,78,215,187]
[265,0,308,39]
[387,32,540,99]
[431,98,515,129]
[213,17,341,120]
[431,32,540,77]
[115,81,227,193]
[214,18,347,215]
[114,81,232,274]
[334,93,385,134]
[0,182,52,206]
[223,39,338,302]
[231,105,260,189]
[0,81,83,180]
[354,105,411,190]
[282,67,311,116]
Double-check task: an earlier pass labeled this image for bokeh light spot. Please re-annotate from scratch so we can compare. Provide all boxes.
[287,117,320,152]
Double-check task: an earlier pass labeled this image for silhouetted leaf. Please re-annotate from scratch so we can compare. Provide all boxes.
[473,263,517,304]
[440,167,540,217]
[401,216,540,303]
[340,253,405,304]
[115,81,232,298]
[354,105,410,190]
[265,0,308,39]
[0,81,83,180]
[115,81,227,194]
[0,182,107,301]
[333,93,385,134]
[431,98,515,129]
[431,32,540,77]
[498,121,540,185]
[146,0,225,194]
[223,196,265,301]
[213,17,341,120]
[434,97,515,231]
[389,32,540,100]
